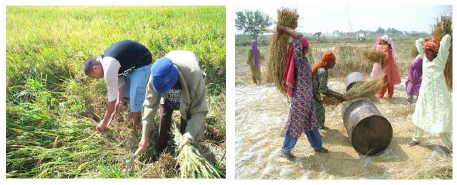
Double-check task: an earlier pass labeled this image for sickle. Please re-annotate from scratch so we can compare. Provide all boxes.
[124,148,142,178]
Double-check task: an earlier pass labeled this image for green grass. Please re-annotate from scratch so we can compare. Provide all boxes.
[6,6,226,178]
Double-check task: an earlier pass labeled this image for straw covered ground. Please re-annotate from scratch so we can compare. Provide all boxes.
[235,41,452,179]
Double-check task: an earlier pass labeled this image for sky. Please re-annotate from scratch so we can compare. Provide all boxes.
[235,2,452,35]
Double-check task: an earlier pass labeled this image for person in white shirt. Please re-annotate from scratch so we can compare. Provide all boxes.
[83,40,153,132]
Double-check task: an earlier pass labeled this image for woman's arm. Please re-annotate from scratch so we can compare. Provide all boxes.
[277,25,302,40]
[415,38,425,57]
[438,34,451,65]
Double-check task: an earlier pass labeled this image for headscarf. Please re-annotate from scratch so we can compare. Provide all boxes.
[282,37,310,97]
[251,40,259,69]
[373,36,382,50]
[312,50,335,77]
[381,35,397,60]
[423,39,440,53]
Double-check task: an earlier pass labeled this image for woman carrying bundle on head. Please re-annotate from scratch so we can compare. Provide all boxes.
[409,34,452,150]
[247,40,262,84]
[377,35,401,99]
[311,51,346,130]
[277,24,329,160]
[371,36,383,77]
[405,53,423,103]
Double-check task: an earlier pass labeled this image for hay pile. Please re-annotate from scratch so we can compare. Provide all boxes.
[362,49,384,65]
[268,8,299,95]
[326,44,371,78]
[431,15,452,90]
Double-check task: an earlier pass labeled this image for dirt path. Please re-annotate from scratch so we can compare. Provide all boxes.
[235,46,452,179]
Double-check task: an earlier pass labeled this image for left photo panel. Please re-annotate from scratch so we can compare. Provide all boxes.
[6,6,226,178]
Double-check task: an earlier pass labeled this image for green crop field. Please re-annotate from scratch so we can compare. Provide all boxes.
[6,6,226,178]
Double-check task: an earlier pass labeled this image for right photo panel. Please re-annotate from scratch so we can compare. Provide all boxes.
[235,4,452,179]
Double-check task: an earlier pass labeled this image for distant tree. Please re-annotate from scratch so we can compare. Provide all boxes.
[386,28,402,35]
[376,27,385,34]
[355,29,365,34]
[235,10,272,41]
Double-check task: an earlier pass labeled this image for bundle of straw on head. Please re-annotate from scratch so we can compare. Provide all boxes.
[268,8,299,95]
[343,72,385,101]
[277,8,299,29]
[431,15,452,90]
[173,126,225,179]
[362,49,384,65]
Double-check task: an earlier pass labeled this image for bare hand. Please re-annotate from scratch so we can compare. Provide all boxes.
[115,101,123,113]
[179,136,190,149]
[337,95,347,102]
[96,122,107,132]
[334,92,346,102]
[276,25,284,34]
[138,135,149,152]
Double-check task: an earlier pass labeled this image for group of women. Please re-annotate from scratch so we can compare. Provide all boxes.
[273,24,452,159]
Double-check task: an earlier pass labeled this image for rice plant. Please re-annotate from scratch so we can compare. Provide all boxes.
[173,126,226,179]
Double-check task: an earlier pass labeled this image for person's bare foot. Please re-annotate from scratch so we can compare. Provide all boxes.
[314,147,329,153]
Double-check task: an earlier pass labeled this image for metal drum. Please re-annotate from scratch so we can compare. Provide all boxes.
[341,98,393,155]
[345,72,365,91]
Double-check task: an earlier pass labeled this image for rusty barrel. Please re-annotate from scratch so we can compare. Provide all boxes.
[341,98,393,155]
[345,72,365,91]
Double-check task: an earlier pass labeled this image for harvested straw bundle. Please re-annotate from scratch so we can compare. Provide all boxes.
[411,44,419,58]
[173,127,225,178]
[343,72,385,101]
[277,8,299,29]
[322,74,384,106]
[322,95,340,106]
[268,8,299,95]
[431,15,452,90]
[362,49,384,65]
[322,73,384,105]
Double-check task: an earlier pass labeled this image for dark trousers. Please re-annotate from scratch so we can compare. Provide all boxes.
[156,100,188,155]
